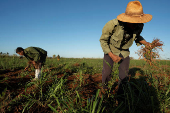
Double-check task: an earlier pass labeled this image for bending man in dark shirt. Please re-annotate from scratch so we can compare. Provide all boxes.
[16,47,47,80]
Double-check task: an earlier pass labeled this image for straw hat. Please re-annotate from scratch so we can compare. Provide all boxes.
[117,1,152,23]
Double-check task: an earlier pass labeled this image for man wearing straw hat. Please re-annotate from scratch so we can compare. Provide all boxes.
[100,1,152,89]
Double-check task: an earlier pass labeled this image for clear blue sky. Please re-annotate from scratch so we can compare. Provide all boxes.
[0,0,170,59]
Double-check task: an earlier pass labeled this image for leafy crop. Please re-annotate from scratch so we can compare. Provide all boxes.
[0,56,170,112]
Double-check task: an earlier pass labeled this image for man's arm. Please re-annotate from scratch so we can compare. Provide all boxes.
[99,19,122,62]
[99,20,116,54]
[24,61,32,70]
[139,40,152,48]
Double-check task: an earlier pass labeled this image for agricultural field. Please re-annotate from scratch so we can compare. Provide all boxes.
[0,55,170,113]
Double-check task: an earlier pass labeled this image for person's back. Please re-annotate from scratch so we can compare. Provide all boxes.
[25,47,47,55]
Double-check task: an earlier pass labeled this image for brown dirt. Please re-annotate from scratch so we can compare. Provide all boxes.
[67,73,103,99]
[0,66,108,113]
[1,62,168,112]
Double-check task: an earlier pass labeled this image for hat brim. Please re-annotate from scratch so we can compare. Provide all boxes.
[117,13,152,23]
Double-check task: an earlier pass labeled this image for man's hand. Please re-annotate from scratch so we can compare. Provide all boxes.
[32,61,36,65]
[24,66,29,71]
[145,42,152,48]
[139,40,152,48]
[32,61,39,69]
[108,52,122,63]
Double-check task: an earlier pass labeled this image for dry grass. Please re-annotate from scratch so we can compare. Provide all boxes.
[136,38,163,66]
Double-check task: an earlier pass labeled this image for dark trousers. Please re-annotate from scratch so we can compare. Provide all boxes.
[102,53,130,88]
[40,52,47,65]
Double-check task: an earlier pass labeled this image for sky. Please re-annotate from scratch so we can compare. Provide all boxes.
[0,0,170,59]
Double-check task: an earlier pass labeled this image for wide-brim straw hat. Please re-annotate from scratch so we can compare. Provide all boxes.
[117,1,152,23]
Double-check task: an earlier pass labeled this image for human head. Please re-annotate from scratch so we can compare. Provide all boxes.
[16,47,24,56]
[117,1,152,23]
[125,22,139,30]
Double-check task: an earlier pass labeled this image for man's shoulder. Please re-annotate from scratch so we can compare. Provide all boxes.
[106,18,119,25]
[102,18,119,30]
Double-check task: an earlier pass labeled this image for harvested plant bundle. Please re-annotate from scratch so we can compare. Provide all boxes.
[136,38,163,66]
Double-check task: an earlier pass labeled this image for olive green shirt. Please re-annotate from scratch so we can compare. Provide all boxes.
[24,47,47,62]
[100,18,145,58]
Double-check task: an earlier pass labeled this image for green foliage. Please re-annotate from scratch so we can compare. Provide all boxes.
[0,56,170,112]
[0,56,27,70]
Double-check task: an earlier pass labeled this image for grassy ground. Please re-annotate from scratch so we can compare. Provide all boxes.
[0,56,170,113]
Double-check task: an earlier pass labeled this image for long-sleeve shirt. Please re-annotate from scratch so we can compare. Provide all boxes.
[24,47,47,62]
[99,18,145,58]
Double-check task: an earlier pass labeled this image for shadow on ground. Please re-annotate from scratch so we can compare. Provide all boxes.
[102,67,160,113]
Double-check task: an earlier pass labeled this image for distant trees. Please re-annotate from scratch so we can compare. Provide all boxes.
[0,52,20,58]
[53,55,56,58]
[0,52,9,57]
